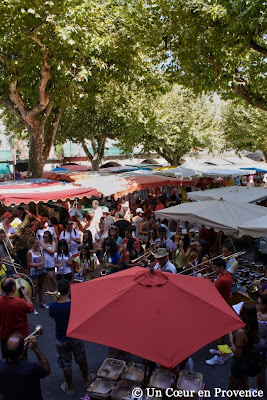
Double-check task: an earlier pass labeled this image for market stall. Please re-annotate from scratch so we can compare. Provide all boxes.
[0,178,98,205]
[187,186,267,203]
[154,199,267,236]
[238,215,267,238]
[44,170,193,199]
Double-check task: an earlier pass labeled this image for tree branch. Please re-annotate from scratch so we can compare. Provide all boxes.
[90,136,97,154]
[43,106,61,160]
[81,139,93,161]
[155,147,173,164]
[32,36,46,50]
[1,98,25,124]
[248,39,267,56]
[203,53,222,75]
[9,80,29,119]
[28,53,51,117]
[98,135,107,159]
[232,83,267,112]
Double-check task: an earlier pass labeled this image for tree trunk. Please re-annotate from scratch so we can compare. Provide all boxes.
[91,158,100,171]
[170,154,180,166]
[28,124,45,178]
[81,137,106,172]
[263,152,267,163]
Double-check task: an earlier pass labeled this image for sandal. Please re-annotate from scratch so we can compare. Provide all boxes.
[61,382,75,396]
[83,373,95,388]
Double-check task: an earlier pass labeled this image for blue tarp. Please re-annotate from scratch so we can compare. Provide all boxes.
[240,167,267,173]
[0,163,11,175]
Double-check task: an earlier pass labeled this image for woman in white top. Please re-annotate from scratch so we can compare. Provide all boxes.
[36,217,57,244]
[27,237,48,314]
[54,239,73,282]
[42,230,57,291]
[95,220,108,252]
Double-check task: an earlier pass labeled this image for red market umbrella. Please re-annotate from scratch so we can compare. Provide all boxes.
[67,267,244,368]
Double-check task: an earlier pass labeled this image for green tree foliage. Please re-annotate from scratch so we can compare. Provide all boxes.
[56,82,139,171]
[0,0,158,177]
[119,84,223,165]
[222,100,267,160]
[154,0,267,111]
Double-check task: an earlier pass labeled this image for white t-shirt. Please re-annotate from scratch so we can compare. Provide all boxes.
[43,245,55,268]
[154,260,177,274]
[29,250,46,276]
[59,229,80,255]
[93,207,103,225]
[95,231,108,242]
[0,223,16,236]
[36,227,57,243]
[54,251,72,275]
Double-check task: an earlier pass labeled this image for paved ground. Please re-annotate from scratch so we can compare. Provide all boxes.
[27,295,265,400]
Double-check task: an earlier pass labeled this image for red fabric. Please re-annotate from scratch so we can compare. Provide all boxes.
[0,296,34,341]
[61,164,92,171]
[155,204,165,211]
[0,185,97,206]
[42,171,90,182]
[67,267,244,368]
[214,272,233,303]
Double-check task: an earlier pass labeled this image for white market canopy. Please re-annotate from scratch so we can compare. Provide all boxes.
[238,215,267,238]
[187,186,267,203]
[154,199,267,236]
[155,159,255,179]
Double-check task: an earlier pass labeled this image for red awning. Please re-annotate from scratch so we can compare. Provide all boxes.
[113,174,196,198]
[0,179,97,206]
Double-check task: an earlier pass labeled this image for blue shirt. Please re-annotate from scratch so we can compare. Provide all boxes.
[49,301,71,341]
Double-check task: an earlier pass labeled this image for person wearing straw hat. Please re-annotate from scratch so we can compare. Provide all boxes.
[154,248,177,274]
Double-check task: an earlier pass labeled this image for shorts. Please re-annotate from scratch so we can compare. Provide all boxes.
[46,267,55,272]
[56,339,87,370]
[56,273,72,282]
[30,272,46,280]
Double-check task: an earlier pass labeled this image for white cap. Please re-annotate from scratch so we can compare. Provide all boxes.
[136,208,144,214]
[102,207,109,213]
[181,228,188,234]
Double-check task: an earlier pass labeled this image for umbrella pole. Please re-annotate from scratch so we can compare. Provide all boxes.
[143,360,148,388]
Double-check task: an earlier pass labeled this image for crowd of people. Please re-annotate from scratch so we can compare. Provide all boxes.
[0,189,266,398]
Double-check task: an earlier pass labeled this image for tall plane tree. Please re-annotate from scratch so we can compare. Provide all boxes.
[119,85,223,165]
[154,0,266,111]
[0,0,157,177]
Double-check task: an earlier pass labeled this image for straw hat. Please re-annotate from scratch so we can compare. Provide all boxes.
[154,248,169,259]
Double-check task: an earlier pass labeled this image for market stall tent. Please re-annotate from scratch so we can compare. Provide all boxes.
[155,160,255,179]
[0,179,97,205]
[238,215,267,238]
[155,199,267,236]
[187,186,267,203]
[43,170,194,199]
